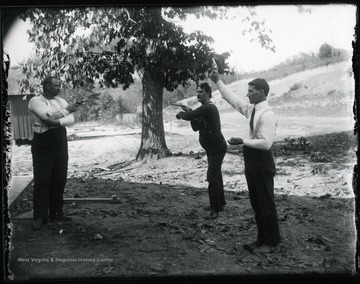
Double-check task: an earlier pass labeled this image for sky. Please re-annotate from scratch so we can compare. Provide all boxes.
[180,4,357,72]
[3,4,357,73]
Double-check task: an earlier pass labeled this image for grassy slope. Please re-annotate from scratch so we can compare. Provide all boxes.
[7,56,354,118]
[166,60,354,118]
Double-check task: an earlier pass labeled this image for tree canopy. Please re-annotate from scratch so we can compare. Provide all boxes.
[19,6,274,93]
[18,6,275,160]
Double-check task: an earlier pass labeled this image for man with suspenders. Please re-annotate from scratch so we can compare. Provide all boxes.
[210,70,281,253]
[28,76,80,230]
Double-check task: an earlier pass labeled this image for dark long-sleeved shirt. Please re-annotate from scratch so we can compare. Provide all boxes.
[179,102,226,154]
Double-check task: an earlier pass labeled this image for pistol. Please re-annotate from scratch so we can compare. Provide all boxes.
[171,103,191,112]
[171,103,188,109]
[211,58,218,72]
[171,103,186,108]
[76,99,86,105]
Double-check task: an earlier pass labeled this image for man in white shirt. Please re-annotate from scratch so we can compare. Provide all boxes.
[28,76,79,229]
[210,70,281,253]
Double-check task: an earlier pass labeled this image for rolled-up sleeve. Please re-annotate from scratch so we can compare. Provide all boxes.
[28,97,50,120]
[59,113,75,126]
[59,109,70,117]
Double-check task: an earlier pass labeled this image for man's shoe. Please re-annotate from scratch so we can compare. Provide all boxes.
[49,213,72,222]
[203,206,224,212]
[250,240,264,248]
[205,210,218,220]
[243,240,263,253]
[255,244,280,254]
[32,219,47,230]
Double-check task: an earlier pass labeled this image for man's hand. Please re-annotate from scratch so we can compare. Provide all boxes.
[227,137,243,145]
[176,112,183,120]
[181,106,192,112]
[209,70,220,83]
[43,117,60,127]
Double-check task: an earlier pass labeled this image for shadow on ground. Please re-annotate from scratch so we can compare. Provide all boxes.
[6,177,356,280]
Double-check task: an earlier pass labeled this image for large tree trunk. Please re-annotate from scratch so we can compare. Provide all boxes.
[136,67,172,161]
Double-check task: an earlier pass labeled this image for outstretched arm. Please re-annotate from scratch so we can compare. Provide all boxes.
[209,70,252,118]
[176,106,208,121]
[176,107,206,132]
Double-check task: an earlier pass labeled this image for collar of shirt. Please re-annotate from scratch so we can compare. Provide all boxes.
[39,94,60,102]
[254,100,268,111]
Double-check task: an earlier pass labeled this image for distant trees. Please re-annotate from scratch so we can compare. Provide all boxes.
[60,83,130,122]
[228,43,352,85]
[319,43,334,58]
[318,43,350,59]
[285,52,318,66]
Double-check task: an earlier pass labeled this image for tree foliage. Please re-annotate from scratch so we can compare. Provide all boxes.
[18,6,275,160]
[60,84,129,122]
[19,6,274,93]
[318,43,334,58]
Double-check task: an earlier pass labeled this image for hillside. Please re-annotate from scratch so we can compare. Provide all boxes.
[7,59,354,119]
[164,61,354,118]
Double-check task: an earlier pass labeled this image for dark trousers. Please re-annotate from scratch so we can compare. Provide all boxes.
[31,127,68,221]
[206,149,227,212]
[243,146,281,246]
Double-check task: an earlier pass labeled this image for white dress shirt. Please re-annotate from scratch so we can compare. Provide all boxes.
[28,95,74,134]
[216,80,277,150]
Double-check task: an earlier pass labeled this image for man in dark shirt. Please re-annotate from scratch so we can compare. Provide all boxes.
[176,82,227,219]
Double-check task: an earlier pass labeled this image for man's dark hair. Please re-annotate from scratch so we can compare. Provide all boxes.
[42,76,58,90]
[199,82,212,98]
[248,78,269,96]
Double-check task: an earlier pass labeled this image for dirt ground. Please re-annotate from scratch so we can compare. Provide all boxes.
[5,121,358,280]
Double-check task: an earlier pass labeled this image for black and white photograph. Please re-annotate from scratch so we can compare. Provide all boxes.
[2,3,358,281]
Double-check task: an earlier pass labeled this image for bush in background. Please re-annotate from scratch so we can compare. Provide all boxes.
[97,93,129,122]
[61,83,129,122]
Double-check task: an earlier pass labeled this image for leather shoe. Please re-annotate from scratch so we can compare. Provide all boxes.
[32,219,47,230]
[255,244,280,254]
[249,240,264,248]
[203,206,224,212]
[49,213,72,222]
[205,210,218,219]
[243,240,263,253]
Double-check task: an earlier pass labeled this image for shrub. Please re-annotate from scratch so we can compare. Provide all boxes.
[319,43,334,58]
[289,83,302,92]
[281,136,310,154]
[97,93,129,122]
